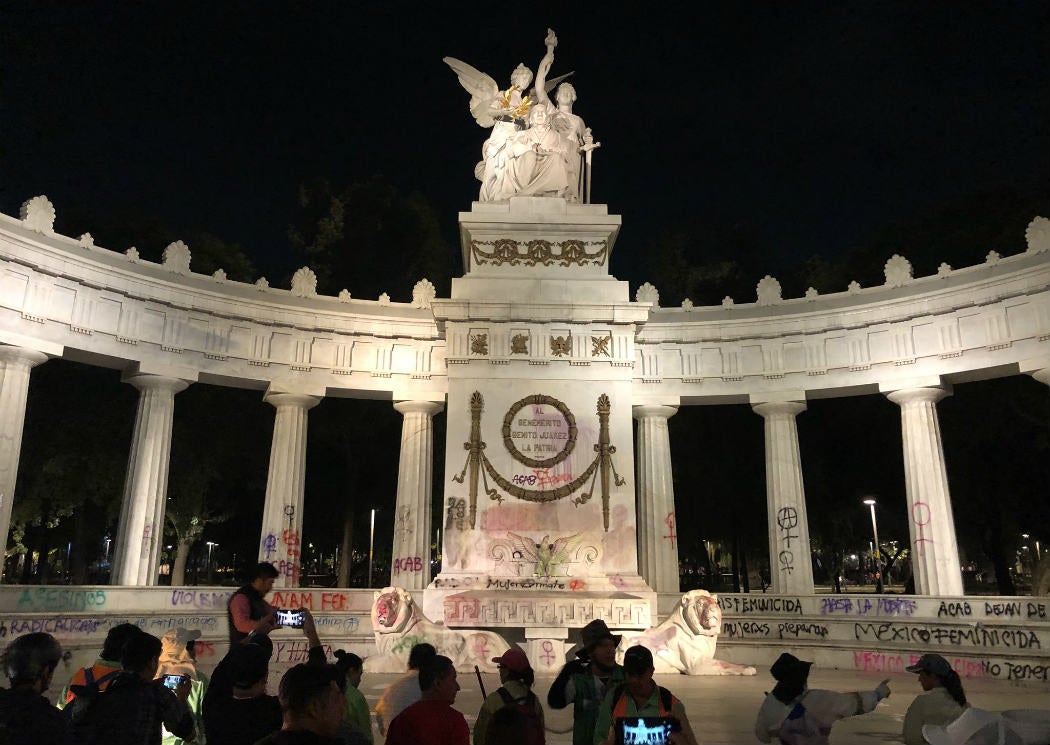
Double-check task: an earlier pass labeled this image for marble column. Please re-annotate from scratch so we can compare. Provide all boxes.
[111,374,189,586]
[633,405,679,593]
[259,393,320,588]
[886,386,963,596]
[752,401,815,594]
[0,346,49,569]
[391,401,443,589]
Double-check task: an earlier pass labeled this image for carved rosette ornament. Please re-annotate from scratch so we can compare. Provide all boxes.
[636,282,659,305]
[755,275,782,306]
[290,267,318,298]
[412,278,436,309]
[20,195,56,233]
[471,239,609,267]
[163,241,192,275]
[1026,216,1050,254]
[883,254,913,287]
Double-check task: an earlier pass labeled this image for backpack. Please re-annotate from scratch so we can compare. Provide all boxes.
[496,686,545,745]
[609,684,675,717]
[65,667,122,744]
[777,698,826,745]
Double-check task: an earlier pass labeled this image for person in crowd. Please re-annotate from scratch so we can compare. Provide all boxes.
[202,641,281,745]
[227,562,280,645]
[902,653,967,745]
[384,655,469,745]
[334,650,372,744]
[204,607,325,745]
[74,629,195,745]
[548,619,625,745]
[57,622,140,707]
[374,642,436,735]
[0,632,71,745]
[483,706,531,745]
[754,652,890,745]
[157,628,209,745]
[254,662,368,745]
[474,649,544,745]
[593,645,697,745]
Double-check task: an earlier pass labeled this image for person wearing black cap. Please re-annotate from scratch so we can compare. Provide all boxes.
[902,654,967,745]
[547,619,626,745]
[592,645,697,745]
[202,641,282,745]
[754,652,891,744]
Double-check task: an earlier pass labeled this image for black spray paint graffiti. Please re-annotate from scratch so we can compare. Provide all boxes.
[776,506,799,575]
[718,596,804,615]
[854,622,1042,649]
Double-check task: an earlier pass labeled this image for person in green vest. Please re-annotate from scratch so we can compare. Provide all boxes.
[547,620,625,745]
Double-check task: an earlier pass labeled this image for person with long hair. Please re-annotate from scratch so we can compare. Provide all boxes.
[902,654,967,745]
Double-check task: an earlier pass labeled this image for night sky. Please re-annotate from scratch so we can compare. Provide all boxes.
[2,3,1048,583]
[3,2,1047,283]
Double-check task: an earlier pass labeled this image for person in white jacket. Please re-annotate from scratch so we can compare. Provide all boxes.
[754,653,890,745]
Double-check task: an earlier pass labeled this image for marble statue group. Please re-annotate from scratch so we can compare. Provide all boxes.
[445,29,600,203]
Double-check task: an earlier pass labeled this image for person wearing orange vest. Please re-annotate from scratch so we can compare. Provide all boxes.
[593,645,698,745]
[57,622,141,708]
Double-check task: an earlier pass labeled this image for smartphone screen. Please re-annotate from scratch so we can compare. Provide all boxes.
[277,609,304,628]
[615,717,673,745]
[163,674,185,690]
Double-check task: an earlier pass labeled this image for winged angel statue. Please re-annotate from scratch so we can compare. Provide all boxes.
[444,29,599,203]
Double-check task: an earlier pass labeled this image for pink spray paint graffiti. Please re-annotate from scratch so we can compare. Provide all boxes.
[912,501,934,557]
[663,512,677,550]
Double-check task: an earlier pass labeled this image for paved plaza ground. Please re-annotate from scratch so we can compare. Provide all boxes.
[358,668,1050,744]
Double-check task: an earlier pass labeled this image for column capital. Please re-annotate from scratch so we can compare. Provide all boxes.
[394,400,444,417]
[886,385,951,407]
[264,392,321,410]
[752,400,806,418]
[632,404,677,421]
[0,345,49,368]
[122,372,190,395]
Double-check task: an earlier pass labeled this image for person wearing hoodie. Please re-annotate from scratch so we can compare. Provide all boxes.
[156,628,210,744]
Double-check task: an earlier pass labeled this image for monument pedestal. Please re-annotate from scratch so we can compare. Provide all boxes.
[427,197,655,670]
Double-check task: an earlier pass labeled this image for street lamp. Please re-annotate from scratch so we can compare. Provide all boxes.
[863,498,883,592]
[368,508,376,589]
[205,541,218,582]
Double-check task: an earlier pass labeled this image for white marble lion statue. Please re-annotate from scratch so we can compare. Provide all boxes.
[367,586,511,673]
[618,590,756,675]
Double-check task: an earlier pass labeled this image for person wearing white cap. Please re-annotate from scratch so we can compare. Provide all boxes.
[474,649,545,745]
[754,652,890,745]
[902,654,967,745]
[156,627,209,745]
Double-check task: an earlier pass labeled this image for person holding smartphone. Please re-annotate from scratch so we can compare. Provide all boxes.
[227,562,280,645]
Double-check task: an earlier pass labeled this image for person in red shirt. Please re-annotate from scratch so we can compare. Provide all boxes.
[385,655,469,745]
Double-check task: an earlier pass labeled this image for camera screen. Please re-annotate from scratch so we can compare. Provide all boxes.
[277,609,304,628]
[615,717,673,745]
[163,674,184,690]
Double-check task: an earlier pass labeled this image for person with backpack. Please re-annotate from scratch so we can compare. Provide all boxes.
[69,629,195,745]
[753,652,890,745]
[56,622,140,708]
[474,649,545,745]
[593,646,697,745]
[0,632,71,745]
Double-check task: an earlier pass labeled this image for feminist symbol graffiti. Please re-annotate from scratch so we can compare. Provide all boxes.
[663,512,677,550]
[776,507,799,574]
[262,534,278,560]
[540,640,556,666]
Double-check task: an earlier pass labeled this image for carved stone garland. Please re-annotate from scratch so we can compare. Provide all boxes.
[451,392,626,531]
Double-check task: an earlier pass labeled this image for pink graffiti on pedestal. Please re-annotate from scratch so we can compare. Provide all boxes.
[280,529,302,584]
[470,634,491,660]
[393,557,424,575]
[912,502,934,557]
[540,640,556,667]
